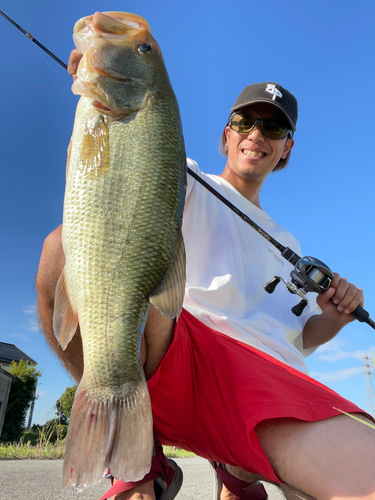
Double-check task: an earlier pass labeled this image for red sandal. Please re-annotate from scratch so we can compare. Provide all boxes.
[209,461,268,500]
[99,441,183,500]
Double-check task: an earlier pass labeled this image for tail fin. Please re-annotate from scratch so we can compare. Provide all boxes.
[63,377,153,492]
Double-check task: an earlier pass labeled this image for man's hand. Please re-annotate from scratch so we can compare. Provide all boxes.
[68,49,83,81]
[316,272,364,327]
[303,272,364,349]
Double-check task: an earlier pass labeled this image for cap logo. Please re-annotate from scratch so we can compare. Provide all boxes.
[265,84,282,101]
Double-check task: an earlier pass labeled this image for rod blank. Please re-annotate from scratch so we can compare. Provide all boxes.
[0,9,67,69]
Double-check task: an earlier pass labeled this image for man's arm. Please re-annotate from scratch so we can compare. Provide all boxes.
[36,225,84,383]
[303,272,364,349]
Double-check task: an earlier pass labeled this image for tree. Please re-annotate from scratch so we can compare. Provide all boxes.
[1,360,41,442]
[55,385,77,424]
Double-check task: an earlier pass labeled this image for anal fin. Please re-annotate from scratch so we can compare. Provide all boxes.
[53,268,79,350]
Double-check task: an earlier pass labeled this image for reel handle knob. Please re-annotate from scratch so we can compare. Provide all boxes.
[264,276,281,294]
[291,299,308,317]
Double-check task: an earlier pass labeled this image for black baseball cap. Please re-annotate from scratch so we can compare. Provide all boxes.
[231,82,298,132]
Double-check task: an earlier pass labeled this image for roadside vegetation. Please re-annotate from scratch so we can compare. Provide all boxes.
[0,422,195,459]
[1,360,41,443]
[1,383,195,459]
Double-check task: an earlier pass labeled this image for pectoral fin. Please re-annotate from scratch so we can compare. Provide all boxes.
[66,138,72,179]
[53,268,79,350]
[149,233,186,319]
[79,116,110,176]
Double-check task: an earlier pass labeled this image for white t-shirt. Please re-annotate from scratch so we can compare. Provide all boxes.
[182,159,321,374]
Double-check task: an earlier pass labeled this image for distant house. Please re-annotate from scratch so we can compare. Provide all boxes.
[0,342,37,372]
[0,368,14,437]
[0,342,38,437]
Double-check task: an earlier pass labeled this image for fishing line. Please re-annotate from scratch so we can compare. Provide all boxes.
[31,43,71,83]
[2,9,374,329]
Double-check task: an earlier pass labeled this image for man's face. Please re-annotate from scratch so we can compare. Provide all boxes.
[224,103,295,185]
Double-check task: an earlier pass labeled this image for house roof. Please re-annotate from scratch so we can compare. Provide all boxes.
[0,342,37,365]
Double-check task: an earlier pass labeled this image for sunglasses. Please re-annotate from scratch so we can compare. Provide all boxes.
[228,112,292,140]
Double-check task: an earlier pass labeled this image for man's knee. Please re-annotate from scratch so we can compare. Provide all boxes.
[255,414,375,498]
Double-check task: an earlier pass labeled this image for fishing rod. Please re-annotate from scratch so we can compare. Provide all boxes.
[0,10,67,69]
[187,168,375,327]
[3,10,374,329]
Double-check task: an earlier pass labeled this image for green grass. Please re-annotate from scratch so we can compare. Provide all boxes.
[0,433,195,460]
[163,446,196,458]
[0,424,67,459]
[1,418,196,459]
[0,440,65,459]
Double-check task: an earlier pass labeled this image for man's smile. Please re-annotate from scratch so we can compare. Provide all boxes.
[242,149,266,158]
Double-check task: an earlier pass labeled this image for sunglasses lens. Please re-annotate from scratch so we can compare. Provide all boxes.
[262,119,288,139]
[230,114,257,133]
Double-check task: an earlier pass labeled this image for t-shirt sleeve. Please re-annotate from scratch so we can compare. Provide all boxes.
[186,158,200,200]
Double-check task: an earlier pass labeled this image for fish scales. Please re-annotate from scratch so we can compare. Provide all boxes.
[53,11,186,492]
[64,96,184,386]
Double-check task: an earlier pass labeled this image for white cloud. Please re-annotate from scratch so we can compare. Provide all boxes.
[8,305,41,341]
[310,366,362,383]
[7,332,32,342]
[23,305,40,332]
[23,305,37,315]
[314,339,375,363]
[37,389,47,397]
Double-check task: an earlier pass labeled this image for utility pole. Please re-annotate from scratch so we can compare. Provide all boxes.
[361,354,375,418]
[26,387,36,430]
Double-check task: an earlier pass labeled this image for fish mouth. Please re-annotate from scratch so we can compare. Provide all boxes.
[91,100,112,112]
[74,11,152,34]
[72,12,157,118]
[93,67,134,83]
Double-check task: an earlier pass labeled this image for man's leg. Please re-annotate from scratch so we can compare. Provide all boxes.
[221,411,375,500]
[256,414,375,499]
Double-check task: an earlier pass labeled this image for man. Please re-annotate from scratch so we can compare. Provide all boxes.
[37,55,375,500]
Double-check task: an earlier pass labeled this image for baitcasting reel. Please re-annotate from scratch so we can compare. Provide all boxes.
[264,257,334,316]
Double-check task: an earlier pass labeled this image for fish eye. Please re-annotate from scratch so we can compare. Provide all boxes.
[138,43,152,54]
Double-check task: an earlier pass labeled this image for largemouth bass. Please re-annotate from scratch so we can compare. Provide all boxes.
[53,11,186,492]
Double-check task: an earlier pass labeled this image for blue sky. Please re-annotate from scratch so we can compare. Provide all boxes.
[1,0,375,425]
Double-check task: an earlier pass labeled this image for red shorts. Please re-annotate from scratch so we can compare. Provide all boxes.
[147,308,366,483]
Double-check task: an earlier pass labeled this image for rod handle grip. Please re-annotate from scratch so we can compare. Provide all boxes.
[348,304,375,329]
[351,304,369,322]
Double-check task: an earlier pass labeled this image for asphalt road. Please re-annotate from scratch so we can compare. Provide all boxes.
[0,457,286,500]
